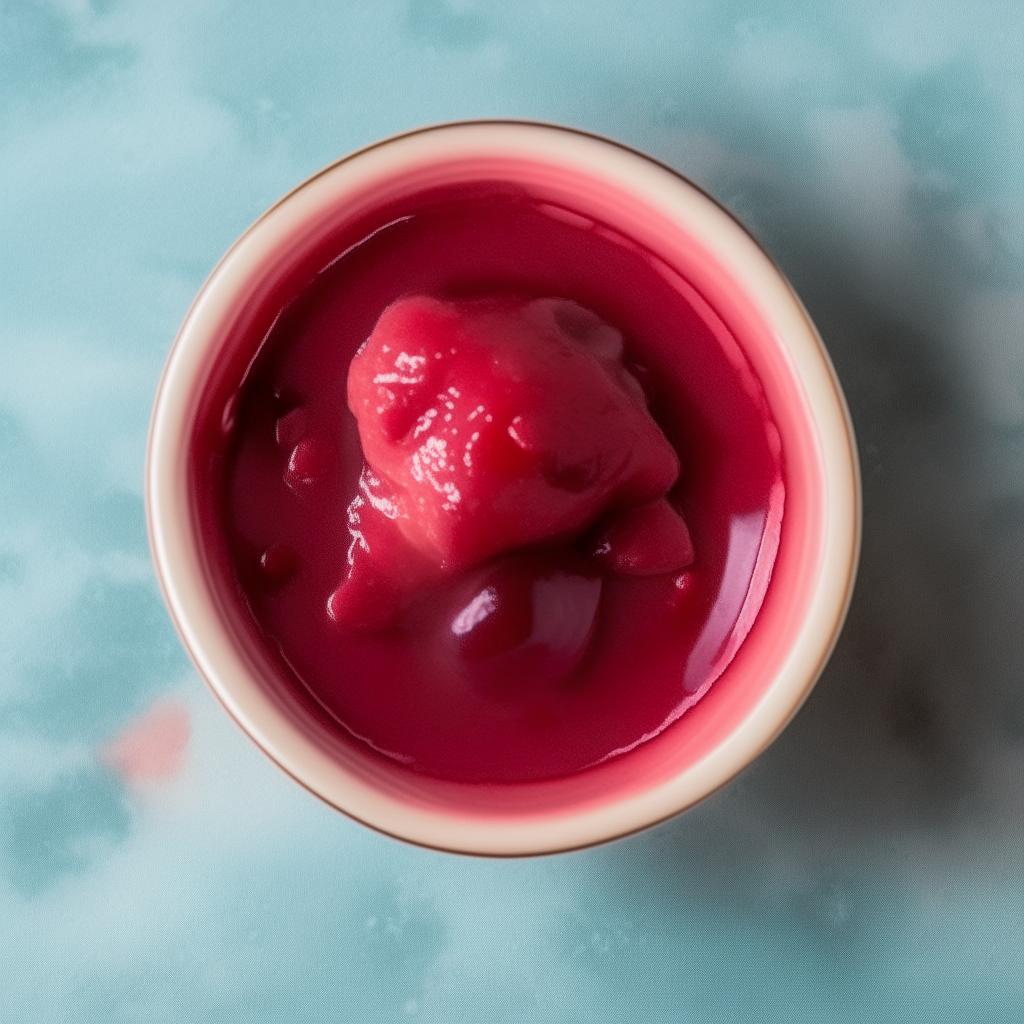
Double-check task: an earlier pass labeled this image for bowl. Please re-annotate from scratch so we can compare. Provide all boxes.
[146,120,860,855]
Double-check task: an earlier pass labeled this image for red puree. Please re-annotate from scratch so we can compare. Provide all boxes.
[214,184,784,783]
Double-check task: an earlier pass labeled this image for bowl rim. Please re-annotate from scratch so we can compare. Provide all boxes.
[146,119,861,856]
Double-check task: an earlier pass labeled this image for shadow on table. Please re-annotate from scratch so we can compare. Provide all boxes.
[588,200,1024,922]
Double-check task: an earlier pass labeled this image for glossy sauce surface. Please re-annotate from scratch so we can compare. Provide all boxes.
[216,185,784,782]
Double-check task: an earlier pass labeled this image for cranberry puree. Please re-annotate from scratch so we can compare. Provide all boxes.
[215,185,784,782]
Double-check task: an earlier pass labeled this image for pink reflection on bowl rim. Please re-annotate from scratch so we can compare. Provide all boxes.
[146,121,861,856]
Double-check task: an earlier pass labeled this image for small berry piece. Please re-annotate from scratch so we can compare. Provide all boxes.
[590,497,694,576]
[285,437,331,489]
[449,552,603,689]
[259,544,298,587]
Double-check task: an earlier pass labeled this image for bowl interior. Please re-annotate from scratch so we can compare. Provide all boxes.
[147,122,859,855]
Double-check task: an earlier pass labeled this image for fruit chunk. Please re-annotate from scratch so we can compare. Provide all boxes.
[326,465,438,631]
[259,543,298,587]
[285,437,331,489]
[332,294,686,628]
[590,497,694,576]
[348,296,678,565]
[448,552,603,691]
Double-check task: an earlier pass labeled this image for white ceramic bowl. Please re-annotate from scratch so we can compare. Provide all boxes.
[147,121,860,855]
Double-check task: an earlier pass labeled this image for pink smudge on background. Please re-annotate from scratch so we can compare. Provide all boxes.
[100,699,190,784]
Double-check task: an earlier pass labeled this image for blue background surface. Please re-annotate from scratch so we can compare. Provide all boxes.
[2,2,1023,1020]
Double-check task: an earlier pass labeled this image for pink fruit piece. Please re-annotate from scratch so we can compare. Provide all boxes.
[327,571,404,632]
[447,552,603,691]
[332,294,683,628]
[590,497,695,576]
[347,295,679,569]
[327,465,438,630]
[285,436,331,489]
[259,543,298,587]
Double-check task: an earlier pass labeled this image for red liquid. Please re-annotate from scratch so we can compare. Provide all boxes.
[211,184,783,783]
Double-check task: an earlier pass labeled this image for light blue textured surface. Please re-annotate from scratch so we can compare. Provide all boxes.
[2,3,1023,1021]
